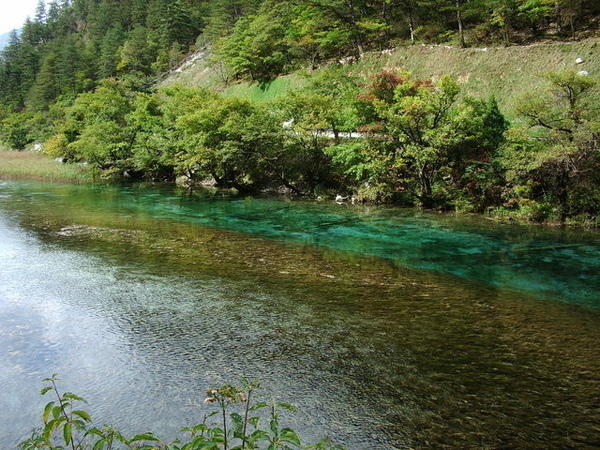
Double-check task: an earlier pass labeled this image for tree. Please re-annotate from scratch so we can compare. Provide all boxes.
[27,49,62,110]
[174,94,284,191]
[489,0,519,42]
[298,0,388,57]
[506,70,599,222]
[47,0,77,39]
[395,0,419,44]
[273,67,362,193]
[446,96,509,210]
[117,27,155,75]
[127,92,176,180]
[554,0,582,38]
[0,31,26,110]
[146,0,199,49]
[516,0,552,34]
[22,5,50,47]
[49,78,140,177]
[1,112,36,149]
[86,0,125,43]
[202,0,263,41]
[286,4,341,69]
[98,25,126,78]
[217,1,292,82]
[381,74,461,205]
[328,70,508,207]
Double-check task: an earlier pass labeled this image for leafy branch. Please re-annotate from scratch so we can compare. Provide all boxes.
[18,375,345,450]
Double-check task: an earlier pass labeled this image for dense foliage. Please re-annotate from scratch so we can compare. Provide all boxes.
[9,66,599,224]
[0,0,598,225]
[1,0,599,108]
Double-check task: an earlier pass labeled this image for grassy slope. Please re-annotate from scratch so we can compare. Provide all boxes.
[162,56,308,102]
[163,39,600,118]
[362,40,600,117]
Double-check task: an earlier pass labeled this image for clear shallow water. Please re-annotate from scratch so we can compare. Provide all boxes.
[0,180,599,449]
[14,181,600,308]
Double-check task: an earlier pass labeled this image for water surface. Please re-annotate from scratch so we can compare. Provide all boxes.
[1,180,599,449]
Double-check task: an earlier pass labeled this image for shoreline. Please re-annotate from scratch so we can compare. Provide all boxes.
[1,149,596,229]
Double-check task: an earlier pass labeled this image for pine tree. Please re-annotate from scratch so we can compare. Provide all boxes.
[118,27,154,74]
[27,49,62,110]
[0,31,26,110]
[98,25,126,78]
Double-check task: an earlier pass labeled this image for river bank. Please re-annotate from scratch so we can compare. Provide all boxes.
[3,148,598,230]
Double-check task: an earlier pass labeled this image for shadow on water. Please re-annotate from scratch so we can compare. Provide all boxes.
[0,180,599,449]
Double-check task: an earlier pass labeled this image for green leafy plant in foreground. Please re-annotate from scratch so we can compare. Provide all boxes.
[18,375,345,450]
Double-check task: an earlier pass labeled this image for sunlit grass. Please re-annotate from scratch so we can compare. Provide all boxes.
[0,150,94,183]
[222,75,306,101]
[354,39,600,118]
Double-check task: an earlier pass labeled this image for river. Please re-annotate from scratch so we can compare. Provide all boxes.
[1,180,599,449]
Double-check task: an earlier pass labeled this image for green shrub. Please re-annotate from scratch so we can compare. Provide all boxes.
[18,375,345,450]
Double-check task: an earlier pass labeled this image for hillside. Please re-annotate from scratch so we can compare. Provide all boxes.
[2,0,598,115]
[164,38,600,118]
[158,38,600,225]
[1,0,598,226]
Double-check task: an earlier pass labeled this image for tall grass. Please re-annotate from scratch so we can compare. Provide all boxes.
[0,150,94,183]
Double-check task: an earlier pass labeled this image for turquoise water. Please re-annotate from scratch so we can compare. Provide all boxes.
[1,180,599,449]
[36,181,600,308]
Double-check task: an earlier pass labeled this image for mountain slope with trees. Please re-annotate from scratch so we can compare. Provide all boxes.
[0,0,599,225]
